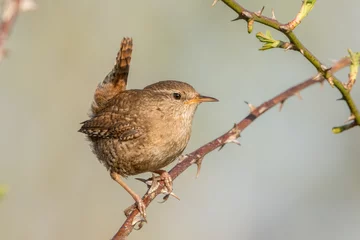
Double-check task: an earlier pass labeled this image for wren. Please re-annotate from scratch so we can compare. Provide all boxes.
[79,38,218,218]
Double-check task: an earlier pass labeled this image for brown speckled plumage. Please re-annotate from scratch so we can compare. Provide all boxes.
[79,38,218,217]
[80,82,201,176]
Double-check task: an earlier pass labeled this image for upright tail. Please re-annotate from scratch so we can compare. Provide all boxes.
[92,37,133,114]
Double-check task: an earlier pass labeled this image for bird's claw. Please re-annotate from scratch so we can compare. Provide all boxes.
[130,211,146,230]
[133,219,145,230]
[157,171,173,194]
[124,196,147,223]
[148,173,160,194]
[136,171,179,202]
[155,171,180,202]
[124,203,135,217]
[136,198,146,220]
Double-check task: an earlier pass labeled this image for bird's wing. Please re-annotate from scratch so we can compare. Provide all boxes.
[79,113,143,140]
[92,37,133,114]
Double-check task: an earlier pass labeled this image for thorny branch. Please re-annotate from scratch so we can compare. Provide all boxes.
[217,0,360,131]
[112,56,353,239]
[0,0,36,62]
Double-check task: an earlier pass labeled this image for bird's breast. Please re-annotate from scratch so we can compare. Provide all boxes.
[143,109,193,167]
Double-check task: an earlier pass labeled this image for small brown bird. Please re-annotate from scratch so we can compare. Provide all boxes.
[79,38,218,218]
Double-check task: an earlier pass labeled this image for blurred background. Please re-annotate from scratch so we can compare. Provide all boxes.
[0,0,360,239]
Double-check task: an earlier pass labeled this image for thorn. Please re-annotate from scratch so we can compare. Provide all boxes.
[279,100,285,112]
[336,96,345,101]
[231,15,242,21]
[230,139,241,146]
[219,124,241,151]
[135,177,151,185]
[271,8,276,20]
[218,144,225,151]
[295,92,302,100]
[159,191,180,203]
[255,6,265,16]
[320,65,328,71]
[244,101,256,111]
[169,192,180,201]
[284,43,294,51]
[345,114,355,123]
[300,49,304,55]
[211,0,219,7]
[195,156,204,178]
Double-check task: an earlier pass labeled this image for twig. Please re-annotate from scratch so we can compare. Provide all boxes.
[0,0,20,61]
[220,0,360,127]
[332,121,357,134]
[0,0,36,62]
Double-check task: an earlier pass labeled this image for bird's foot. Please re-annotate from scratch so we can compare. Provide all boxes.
[155,170,172,194]
[153,170,180,202]
[124,203,136,217]
[124,203,146,230]
[136,171,180,202]
[123,194,147,222]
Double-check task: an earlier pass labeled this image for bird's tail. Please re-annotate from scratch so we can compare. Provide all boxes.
[91,37,133,115]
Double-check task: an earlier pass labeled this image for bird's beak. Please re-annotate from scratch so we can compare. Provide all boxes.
[185,95,219,105]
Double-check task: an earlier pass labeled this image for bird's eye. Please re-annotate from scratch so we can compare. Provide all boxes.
[172,92,182,100]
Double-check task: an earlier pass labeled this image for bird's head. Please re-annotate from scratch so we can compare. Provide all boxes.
[144,80,218,120]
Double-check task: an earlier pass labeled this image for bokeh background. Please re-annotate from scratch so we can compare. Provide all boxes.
[1,0,359,239]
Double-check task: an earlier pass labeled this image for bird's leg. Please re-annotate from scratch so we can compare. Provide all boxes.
[110,172,146,220]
